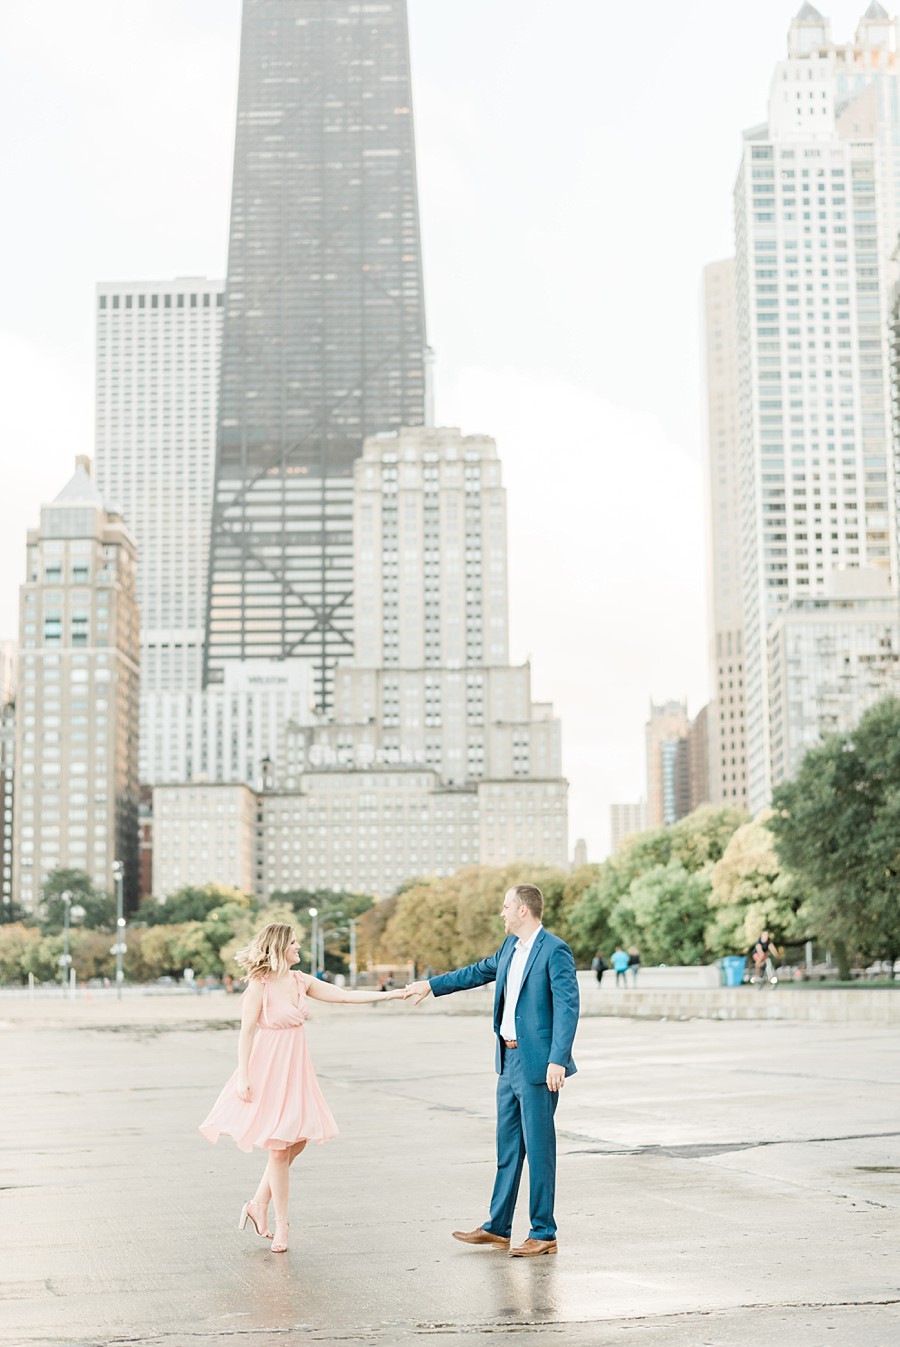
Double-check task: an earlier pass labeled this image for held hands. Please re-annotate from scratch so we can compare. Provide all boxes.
[404,979,432,1005]
[546,1063,566,1093]
[236,1076,252,1103]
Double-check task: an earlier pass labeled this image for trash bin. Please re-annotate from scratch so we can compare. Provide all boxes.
[721,956,746,987]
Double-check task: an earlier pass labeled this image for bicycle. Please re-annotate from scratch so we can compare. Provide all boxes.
[749,954,778,988]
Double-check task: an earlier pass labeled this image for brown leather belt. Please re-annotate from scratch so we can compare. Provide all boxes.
[503,1039,518,1048]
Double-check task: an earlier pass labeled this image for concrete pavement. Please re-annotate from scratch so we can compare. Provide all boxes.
[2,1000,899,1346]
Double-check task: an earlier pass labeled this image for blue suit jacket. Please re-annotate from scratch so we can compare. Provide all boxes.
[429,928,580,1086]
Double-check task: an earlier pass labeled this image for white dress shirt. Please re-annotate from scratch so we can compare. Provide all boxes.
[499,925,543,1041]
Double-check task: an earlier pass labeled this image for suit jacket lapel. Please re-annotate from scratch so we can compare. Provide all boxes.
[517,928,546,997]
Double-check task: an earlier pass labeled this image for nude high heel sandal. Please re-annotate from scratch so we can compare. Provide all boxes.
[239,1200,273,1239]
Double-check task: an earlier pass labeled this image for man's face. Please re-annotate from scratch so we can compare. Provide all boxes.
[501,890,527,936]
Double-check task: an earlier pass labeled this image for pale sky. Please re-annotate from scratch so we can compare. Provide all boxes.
[0,2,878,857]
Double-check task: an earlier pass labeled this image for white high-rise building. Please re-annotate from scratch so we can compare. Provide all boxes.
[609,801,647,855]
[768,567,900,786]
[94,278,224,704]
[734,5,900,810]
[703,260,748,807]
[141,659,314,788]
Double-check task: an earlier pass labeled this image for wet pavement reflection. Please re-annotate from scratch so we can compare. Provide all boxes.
[3,1009,899,1346]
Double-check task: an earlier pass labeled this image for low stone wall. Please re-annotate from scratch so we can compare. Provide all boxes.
[3,976,899,1029]
[420,973,900,1023]
[578,984,900,1023]
[592,965,721,989]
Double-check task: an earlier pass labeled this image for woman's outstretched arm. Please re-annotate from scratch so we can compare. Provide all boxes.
[236,978,264,1100]
[300,973,409,1005]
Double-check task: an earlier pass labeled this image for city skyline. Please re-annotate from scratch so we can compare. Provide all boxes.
[4,1,893,858]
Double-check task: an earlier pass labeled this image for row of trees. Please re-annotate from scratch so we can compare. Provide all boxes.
[0,880,375,986]
[355,809,791,971]
[360,699,900,974]
[3,698,900,983]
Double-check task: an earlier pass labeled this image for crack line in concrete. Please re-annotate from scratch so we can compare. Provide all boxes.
[563,1128,900,1159]
[55,1297,900,1346]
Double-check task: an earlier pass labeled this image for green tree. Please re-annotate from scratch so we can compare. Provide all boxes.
[69,929,117,981]
[356,895,398,966]
[0,898,32,926]
[380,877,460,969]
[770,696,900,976]
[40,869,115,932]
[273,888,375,924]
[566,870,618,966]
[0,924,43,983]
[611,860,714,965]
[708,811,808,956]
[136,883,256,926]
[568,806,747,961]
[125,925,185,981]
[375,863,598,971]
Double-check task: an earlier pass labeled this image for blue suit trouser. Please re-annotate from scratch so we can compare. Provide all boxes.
[483,1048,559,1241]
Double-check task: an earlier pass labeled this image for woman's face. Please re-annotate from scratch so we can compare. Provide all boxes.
[287,932,301,965]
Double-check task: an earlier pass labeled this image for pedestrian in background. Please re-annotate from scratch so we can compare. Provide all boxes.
[591,951,607,986]
[628,948,641,986]
[611,946,630,988]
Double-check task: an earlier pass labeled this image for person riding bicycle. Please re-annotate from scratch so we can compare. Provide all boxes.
[750,931,778,982]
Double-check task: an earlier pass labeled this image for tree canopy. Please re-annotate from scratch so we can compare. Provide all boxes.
[770,696,900,964]
[39,869,116,933]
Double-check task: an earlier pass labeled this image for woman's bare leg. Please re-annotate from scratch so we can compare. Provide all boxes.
[252,1164,272,1209]
[252,1139,306,1210]
[270,1153,292,1244]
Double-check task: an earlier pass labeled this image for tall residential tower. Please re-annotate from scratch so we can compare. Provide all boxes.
[13,460,140,911]
[94,278,224,797]
[734,4,900,808]
[703,260,748,807]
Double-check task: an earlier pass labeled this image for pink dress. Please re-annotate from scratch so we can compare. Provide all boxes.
[199,972,339,1153]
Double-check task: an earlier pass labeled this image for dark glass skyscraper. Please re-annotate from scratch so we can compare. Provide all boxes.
[204,0,427,709]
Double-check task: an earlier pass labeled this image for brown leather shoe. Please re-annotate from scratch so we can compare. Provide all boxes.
[452,1227,510,1248]
[509,1237,558,1257]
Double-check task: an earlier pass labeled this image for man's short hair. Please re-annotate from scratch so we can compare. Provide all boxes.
[510,884,544,920]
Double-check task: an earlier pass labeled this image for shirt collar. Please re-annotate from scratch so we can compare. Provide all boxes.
[515,924,543,953]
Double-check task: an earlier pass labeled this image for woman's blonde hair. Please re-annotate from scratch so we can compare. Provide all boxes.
[234,923,296,980]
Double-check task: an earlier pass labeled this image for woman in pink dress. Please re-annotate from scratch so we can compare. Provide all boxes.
[199,922,408,1252]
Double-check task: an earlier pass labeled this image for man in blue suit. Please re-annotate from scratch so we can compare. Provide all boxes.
[406,883,580,1257]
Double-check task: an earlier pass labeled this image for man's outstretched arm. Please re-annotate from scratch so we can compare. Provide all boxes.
[407,946,505,1004]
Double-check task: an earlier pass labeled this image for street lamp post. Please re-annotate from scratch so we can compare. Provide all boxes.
[308,907,318,976]
[58,891,85,998]
[59,890,73,993]
[318,924,348,980]
[349,918,358,989]
[112,861,125,1001]
[317,910,346,981]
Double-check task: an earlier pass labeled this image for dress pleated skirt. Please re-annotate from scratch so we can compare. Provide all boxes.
[199,1025,339,1153]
